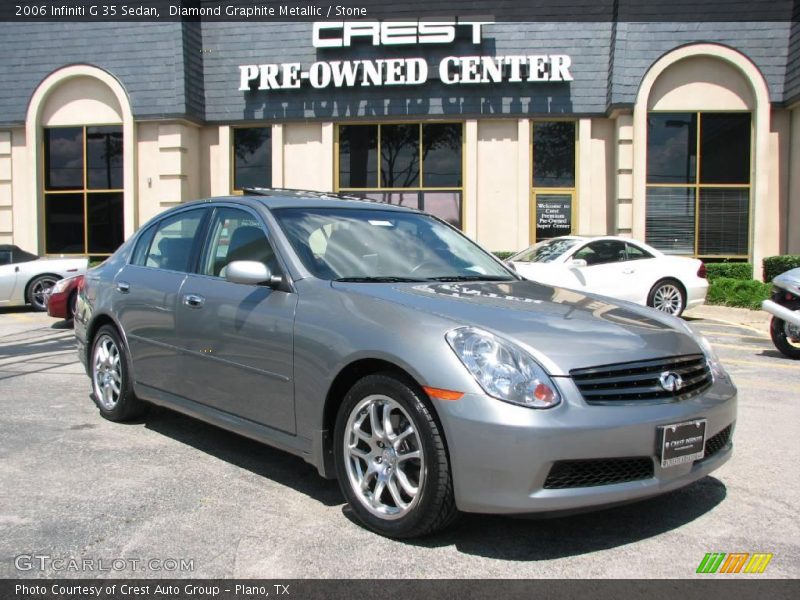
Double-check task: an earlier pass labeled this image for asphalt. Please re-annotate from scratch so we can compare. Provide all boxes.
[0,305,797,579]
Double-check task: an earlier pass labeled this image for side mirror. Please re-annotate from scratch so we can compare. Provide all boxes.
[569,258,588,268]
[225,260,283,287]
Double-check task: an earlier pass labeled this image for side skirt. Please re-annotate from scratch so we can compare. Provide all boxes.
[135,383,315,466]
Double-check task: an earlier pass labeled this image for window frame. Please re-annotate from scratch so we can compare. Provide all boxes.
[530,119,579,244]
[42,123,125,257]
[230,125,273,194]
[645,110,753,259]
[624,242,654,261]
[334,121,465,229]
[127,206,210,274]
[573,239,628,266]
[196,205,283,280]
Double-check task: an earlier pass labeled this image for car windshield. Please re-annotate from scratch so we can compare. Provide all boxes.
[510,238,580,263]
[273,207,516,282]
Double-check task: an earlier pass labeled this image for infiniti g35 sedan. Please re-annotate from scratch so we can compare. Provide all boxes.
[75,190,736,538]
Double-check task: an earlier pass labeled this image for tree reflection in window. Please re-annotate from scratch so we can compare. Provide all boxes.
[381,124,419,188]
[233,127,271,190]
[533,122,576,188]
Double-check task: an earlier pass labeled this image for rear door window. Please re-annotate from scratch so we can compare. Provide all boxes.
[141,209,206,273]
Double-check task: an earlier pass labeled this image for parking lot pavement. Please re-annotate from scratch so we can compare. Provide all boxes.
[0,308,798,580]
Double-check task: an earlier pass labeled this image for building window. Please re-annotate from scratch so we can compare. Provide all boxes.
[337,123,463,228]
[531,121,577,242]
[232,127,272,191]
[43,125,124,256]
[646,112,751,257]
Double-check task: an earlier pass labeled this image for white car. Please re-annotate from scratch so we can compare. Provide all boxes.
[0,245,88,311]
[508,236,708,316]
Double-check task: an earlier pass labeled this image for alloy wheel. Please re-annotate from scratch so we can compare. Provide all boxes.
[92,334,122,410]
[30,277,58,311]
[785,321,800,347]
[652,283,683,315]
[343,394,425,520]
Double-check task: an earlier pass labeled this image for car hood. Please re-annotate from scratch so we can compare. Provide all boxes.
[332,279,704,375]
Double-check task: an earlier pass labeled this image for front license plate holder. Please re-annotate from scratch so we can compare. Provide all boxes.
[659,419,707,468]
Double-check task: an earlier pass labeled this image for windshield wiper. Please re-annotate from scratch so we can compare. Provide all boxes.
[425,275,516,282]
[333,276,427,283]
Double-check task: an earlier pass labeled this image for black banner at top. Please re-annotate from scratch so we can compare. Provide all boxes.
[1,0,798,22]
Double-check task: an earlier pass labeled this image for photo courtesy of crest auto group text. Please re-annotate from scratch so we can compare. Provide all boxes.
[0,0,798,598]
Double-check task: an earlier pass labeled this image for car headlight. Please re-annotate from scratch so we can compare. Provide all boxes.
[696,334,729,382]
[445,327,561,408]
[50,278,70,294]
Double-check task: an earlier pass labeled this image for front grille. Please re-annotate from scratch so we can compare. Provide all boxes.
[703,424,733,460]
[543,457,654,489]
[570,354,712,405]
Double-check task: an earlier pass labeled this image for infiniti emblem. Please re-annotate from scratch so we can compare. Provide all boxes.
[659,371,683,392]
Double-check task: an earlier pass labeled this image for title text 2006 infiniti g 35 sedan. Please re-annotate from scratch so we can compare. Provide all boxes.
[75,190,736,538]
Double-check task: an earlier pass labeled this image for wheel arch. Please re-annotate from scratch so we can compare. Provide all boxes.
[648,276,687,302]
[23,272,62,304]
[318,357,450,479]
[85,312,126,366]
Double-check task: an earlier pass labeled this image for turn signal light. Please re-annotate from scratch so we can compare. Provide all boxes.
[422,386,464,401]
[533,383,557,405]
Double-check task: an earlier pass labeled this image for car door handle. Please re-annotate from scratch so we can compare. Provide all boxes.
[116,281,130,293]
[183,293,205,308]
[622,268,635,274]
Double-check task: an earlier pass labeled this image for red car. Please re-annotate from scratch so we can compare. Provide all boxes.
[45,274,83,320]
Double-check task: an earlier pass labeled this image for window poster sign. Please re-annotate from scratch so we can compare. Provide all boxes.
[536,194,572,240]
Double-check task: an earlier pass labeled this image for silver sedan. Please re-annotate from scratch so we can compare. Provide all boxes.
[75,191,736,538]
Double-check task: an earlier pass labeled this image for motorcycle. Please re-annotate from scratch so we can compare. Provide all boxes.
[762,267,800,359]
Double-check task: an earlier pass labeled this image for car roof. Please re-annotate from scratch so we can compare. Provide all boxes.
[545,235,648,245]
[184,189,417,213]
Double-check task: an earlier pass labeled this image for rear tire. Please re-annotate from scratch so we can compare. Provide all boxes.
[26,274,60,312]
[334,372,458,538]
[90,325,148,421]
[770,316,800,359]
[648,278,686,317]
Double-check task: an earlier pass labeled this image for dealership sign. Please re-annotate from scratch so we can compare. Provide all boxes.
[238,22,573,91]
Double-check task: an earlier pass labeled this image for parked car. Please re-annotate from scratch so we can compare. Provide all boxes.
[0,244,88,311]
[75,191,736,538]
[507,236,708,316]
[46,274,84,321]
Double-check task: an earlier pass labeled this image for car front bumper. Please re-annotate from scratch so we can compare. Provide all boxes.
[45,290,69,319]
[435,375,736,514]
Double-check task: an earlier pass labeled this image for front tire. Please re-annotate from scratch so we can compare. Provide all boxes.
[648,278,686,317]
[67,290,78,320]
[770,316,800,359]
[90,325,148,421]
[26,274,60,311]
[334,373,458,538]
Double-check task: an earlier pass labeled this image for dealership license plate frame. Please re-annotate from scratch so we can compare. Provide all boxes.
[659,419,707,468]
